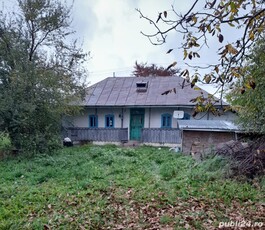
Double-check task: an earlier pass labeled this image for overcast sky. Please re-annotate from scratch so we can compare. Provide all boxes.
[71,0,226,92]
[71,0,183,84]
[1,0,228,93]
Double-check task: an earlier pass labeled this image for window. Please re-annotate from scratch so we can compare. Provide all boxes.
[105,114,114,128]
[161,113,172,128]
[89,115,98,127]
[136,81,148,92]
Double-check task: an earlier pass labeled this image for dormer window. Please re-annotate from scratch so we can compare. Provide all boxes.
[136,81,148,92]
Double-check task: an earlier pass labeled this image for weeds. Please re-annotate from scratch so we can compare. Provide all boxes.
[0,145,264,229]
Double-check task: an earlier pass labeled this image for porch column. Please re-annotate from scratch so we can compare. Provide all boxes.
[148,107,151,128]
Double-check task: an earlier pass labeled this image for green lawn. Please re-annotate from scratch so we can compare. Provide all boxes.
[0,145,264,229]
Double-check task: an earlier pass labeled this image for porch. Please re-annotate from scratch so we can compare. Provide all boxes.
[64,127,182,145]
[65,127,128,142]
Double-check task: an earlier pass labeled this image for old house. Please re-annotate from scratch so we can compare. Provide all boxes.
[64,76,237,149]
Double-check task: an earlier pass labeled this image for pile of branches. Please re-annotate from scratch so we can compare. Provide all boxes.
[215,136,265,178]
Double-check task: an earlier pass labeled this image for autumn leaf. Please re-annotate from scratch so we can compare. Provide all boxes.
[204,75,211,84]
[227,44,238,54]
[240,87,246,94]
[192,110,198,117]
[161,89,171,95]
[167,49,173,54]
[249,31,255,41]
[191,77,198,88]
[183,49,188,59]
[181,69,190,79]
[192,16,197,25]
[180,80,185,90]
[218,34,224,43]
[193,52,200,58]
[230,2,238,13]
[161,88,176,95]
[236,40,241,47]
[186,15,192,23]
[214,66,219,74]
[245,82,252,89]
[210,0,217,8]
[166,61,177,70]
[189,98,196,103]
[249,80,256,89]
[207,24,211,32]
[156,12,162,23]
[44,224,50,230]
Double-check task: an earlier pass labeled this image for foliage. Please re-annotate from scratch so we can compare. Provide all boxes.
[0,0,88,153]
[0,132,12,152]
[137,0,265,106]
[226,38,265,133]
[132,61,179,77]
[0,145,264,229]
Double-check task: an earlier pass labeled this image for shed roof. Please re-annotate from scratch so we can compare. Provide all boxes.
[178,120,240,132]
[82,76,224,107]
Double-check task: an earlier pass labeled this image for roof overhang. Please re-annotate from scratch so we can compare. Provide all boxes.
[178,120,242,132]
[82,105,197,108]
[181,128,238,132]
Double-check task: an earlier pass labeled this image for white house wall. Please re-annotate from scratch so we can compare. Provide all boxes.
[71,107,236,129]
[72,110,89,127]
[146,108,179,128]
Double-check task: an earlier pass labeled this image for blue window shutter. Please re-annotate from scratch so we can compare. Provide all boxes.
[89,115,98,127]
[105,114,115,128]
[161,113,172,128]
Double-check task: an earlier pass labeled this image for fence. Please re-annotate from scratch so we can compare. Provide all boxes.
[141,128,181,144]
[65,127,128,142]
[64,127,182,144]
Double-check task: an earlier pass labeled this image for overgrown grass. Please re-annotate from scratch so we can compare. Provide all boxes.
[0,145,264,229]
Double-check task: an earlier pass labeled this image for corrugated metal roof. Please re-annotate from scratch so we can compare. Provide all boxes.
[178,120,240,131]
[82,76,225,107]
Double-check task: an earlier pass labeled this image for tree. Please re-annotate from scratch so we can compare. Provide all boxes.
[0,0,88,153]
[132,61,179,77]
[226,37,265,133]
[136,0,265,101]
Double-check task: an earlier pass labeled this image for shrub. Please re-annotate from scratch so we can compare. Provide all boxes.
[0,132,12,157]
[16,132,62,156]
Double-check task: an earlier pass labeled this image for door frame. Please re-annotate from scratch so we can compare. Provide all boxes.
[130,108,145,140]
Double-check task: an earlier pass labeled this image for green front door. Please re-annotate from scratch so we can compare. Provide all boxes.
[130,109,145,141]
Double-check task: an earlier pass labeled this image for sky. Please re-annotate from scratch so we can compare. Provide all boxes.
[0,0,230,93]
[71,0,184,84]
[71,0,226,95]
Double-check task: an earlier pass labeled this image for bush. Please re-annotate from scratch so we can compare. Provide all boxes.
[0,132,12,157]
[17,132,62,156]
